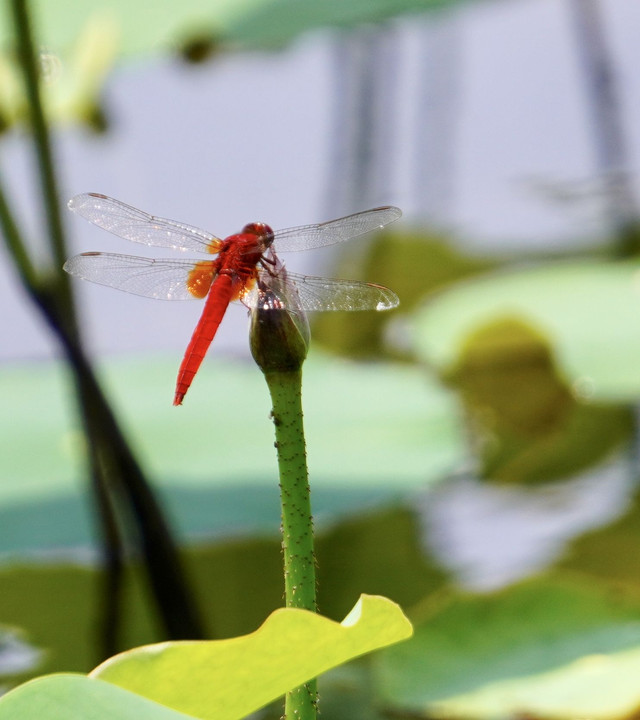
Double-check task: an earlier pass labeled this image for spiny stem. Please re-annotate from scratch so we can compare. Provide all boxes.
[264,368,317,720]
[249,264,316,718]
[267,370,316,611]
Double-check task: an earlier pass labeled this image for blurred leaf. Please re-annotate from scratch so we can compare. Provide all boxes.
[617,220,640,258]
[313,229,494,358]
[0,12,118,132]
[0,564,158,676]
[300,663,383,720]
[317,507,449,620]
[91,595,412,720]
[188,507,448,640]
[224,0,476,48]
[0,626,43,686]
[375,575,640,718]
[449,318,573,435]
[415,645,640,720]
[446,317,633,484]
[555,486,640,589]
[0,0,480,131]
[0,356,462,516]
[413,260,640,402]
[0,507,445,680]
[363,230,497,312]
[0,675,195,720]
[0,0,480,59]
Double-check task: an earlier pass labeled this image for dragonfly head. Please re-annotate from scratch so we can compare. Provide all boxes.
[242,222,275,248]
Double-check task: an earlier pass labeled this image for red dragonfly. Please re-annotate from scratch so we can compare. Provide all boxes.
[64,193,401,405]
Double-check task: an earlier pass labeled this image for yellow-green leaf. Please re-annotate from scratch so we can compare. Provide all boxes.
[92,595,412,720]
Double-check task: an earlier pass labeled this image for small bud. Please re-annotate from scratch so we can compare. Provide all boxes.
[249,256,310,373]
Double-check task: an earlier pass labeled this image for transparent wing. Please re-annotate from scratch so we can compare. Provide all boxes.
[63,252,215,300]
[287,272,399,311]
[68,193,221,253]
[272,206,401,252]
[245,265,398,312]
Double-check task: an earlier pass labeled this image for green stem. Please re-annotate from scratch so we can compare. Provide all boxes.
[249,267,316,718]
[10,0,70,276]
[266,369,316,611]
[264,368,317,720]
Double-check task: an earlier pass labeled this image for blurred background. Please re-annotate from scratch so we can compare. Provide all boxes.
[2,0,640,717]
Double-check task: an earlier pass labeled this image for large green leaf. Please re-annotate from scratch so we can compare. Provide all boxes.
[375,575,640,718]
[91,595,411,720]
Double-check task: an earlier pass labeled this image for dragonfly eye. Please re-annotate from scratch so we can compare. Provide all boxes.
[242,222,274,244]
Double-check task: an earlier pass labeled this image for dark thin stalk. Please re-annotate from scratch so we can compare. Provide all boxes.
[59,333,205,640]
[0,216,204,641]
[0,181,38,288]
[85,432,126,660]
[325,34,355,217]
[414,16,460,221]
[10,0,70,275]
[325,26,397,219]
[6,0,205,645]
[0,172,125,653]
[568,0,638,254]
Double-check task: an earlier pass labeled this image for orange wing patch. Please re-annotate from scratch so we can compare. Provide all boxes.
[187,261,216,298]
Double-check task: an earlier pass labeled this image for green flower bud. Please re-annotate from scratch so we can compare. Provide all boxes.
[250,258,309,373]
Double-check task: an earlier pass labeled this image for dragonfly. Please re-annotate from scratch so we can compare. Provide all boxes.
[64,193,401,405]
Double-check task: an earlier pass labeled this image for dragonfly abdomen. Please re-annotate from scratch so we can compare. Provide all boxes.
[173,273,236,406]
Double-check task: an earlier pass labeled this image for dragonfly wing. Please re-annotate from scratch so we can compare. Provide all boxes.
[272,206,401,252]
[248,268,399,312]
[68,193,221,254]
[63,253,215,300]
